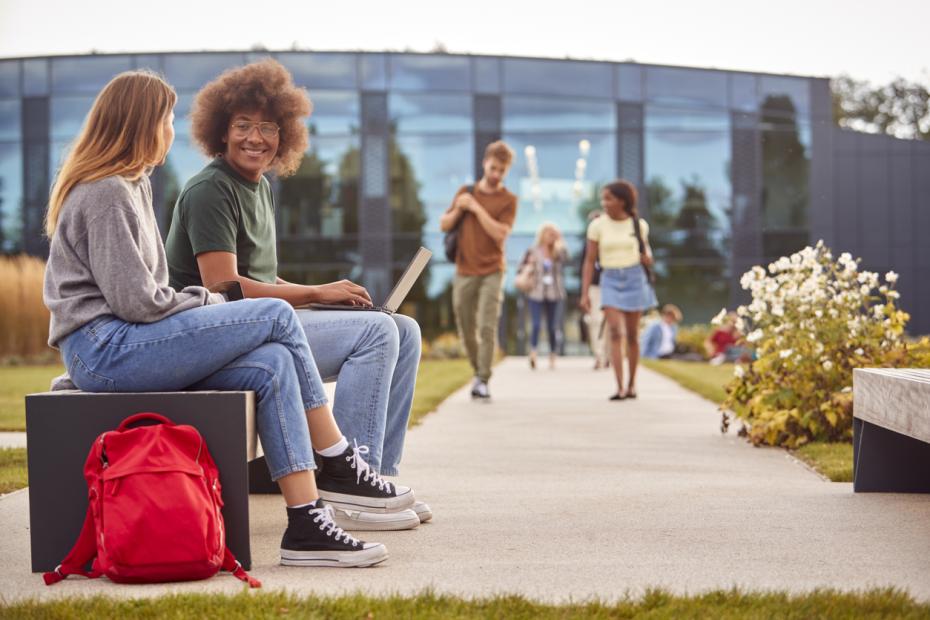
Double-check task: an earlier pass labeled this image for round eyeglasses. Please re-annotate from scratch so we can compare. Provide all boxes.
[229,121,280,139]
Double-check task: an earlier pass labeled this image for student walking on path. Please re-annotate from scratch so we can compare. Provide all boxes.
[440,141,518,400]
[579,180,657,401]
[519,222,568,370]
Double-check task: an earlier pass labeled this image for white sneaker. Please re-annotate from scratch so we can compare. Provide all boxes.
[413,500,433,523]
[333,507,420,531]
[471,379,490,400]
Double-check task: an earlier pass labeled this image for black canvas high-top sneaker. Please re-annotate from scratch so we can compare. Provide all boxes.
[280,501,388,567]
[316,441,416,513]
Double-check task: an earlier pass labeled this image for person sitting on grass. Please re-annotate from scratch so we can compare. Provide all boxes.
[705,312,752,365]
[640,304,683,360]
[43,69,413,568]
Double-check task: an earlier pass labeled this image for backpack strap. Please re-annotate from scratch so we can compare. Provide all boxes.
[222,547,262,588]
[43,502,102,585]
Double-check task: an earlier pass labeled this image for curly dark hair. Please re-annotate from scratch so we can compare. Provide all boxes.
[190,58,312,177]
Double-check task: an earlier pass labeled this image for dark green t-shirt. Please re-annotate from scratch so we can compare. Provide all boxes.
[166,157,278,290]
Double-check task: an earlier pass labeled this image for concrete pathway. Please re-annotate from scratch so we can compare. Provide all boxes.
[0,432,26,449]
[2,357,929,602]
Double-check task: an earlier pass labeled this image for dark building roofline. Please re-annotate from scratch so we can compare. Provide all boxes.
[0,49,832,83]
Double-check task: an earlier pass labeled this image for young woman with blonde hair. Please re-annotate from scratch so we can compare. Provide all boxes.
[519,222,568,370]
[43,70,409,568]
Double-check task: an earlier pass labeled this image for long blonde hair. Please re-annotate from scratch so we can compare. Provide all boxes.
[534,221,565,255]
[45,70,177,237]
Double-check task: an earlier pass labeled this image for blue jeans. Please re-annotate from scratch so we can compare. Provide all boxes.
[528,299,560,353]
[59,298,326,481]
[296,310,421,476]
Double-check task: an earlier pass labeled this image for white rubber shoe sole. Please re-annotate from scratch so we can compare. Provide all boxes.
[280,542,388,568]
[318,487,415,513]
[334,507,420,531]
[413,500,433,523]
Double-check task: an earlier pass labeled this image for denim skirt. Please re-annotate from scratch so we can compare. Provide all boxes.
[600,265,658,312]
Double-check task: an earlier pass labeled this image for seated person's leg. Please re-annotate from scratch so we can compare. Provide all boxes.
[295,309,398,472]
[380,314,420,476]
[190,342,390,567]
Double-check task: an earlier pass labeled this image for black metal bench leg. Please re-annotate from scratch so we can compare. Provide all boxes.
[854,418,930,493]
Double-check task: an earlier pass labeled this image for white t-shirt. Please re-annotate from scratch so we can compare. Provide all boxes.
[659,322,675,356]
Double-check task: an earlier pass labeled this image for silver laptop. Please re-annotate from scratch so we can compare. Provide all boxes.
[304,247,432,314]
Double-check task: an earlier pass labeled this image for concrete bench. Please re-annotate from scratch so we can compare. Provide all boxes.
[25,390,272,572]
[853,369,930,492]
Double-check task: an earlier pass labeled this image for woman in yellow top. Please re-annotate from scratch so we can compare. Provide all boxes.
[580,180,657,400]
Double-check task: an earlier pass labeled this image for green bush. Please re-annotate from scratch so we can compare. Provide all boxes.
[675,324,712,358]
[421,332,465,360]
[722,242,930,448]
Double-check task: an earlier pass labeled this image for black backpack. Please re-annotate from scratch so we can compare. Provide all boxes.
[444,185,474,263]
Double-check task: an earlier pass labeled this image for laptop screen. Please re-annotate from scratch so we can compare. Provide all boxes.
[382,247,432,312]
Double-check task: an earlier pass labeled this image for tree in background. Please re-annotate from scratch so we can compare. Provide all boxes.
[832,74,930,141]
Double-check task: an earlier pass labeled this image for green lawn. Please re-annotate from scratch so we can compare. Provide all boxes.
[0,363,64,431]
[642,359,854,482]
[795,442,854,482]
[409,358,473,427]
[0,359,473,495]
[2,588,927,618]
[0,447,27,495]
[641,359,735,404]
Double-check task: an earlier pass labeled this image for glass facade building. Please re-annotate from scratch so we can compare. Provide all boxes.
[3,51,924,344]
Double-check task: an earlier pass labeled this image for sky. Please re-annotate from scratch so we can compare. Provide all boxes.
[0,0,927,86]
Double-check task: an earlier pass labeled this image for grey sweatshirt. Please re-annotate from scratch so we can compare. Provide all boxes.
[44,173,225,348]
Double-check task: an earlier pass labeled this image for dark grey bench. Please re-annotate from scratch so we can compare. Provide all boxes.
[25,390,274,572]
[853,368,930,492]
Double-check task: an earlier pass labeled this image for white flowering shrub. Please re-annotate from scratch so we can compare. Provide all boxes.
[721,241,929,447]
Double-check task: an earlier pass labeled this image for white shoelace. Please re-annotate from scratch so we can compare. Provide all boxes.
[348,440,395,493]
[311,504,360,546]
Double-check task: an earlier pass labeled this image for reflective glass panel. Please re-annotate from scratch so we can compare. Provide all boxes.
[390,133,473,260]
[389,54,470,92]
[50,95,94,140]
[761,109,811,231]
[51,56,132,94]
[307,91,359,136]
[133,55,163,72]
[277,135,360,240]
[729,73,757,112]
[503,97,615,132]
[50,140,72,174]
[474,57,500,94]
[645,66,728,107]
[173,93,194,138]
[0,100,20,140]
[502,131,615,250]
[0,142,23,253]
[276,53,356,89]
[23,59,48,96]
[645,122,732,323]
[0,61,19,97]
[503,59,612,98]
[359,54,387,90]
[163,53,246,91]
[389,94,472,134]
[616,65,643,102]
[645,105,729,131]
[760,76,811,121]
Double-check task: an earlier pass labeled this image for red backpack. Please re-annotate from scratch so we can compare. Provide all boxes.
[44,412,260,588]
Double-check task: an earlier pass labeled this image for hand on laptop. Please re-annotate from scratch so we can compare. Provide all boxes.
[311,280,373,307]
